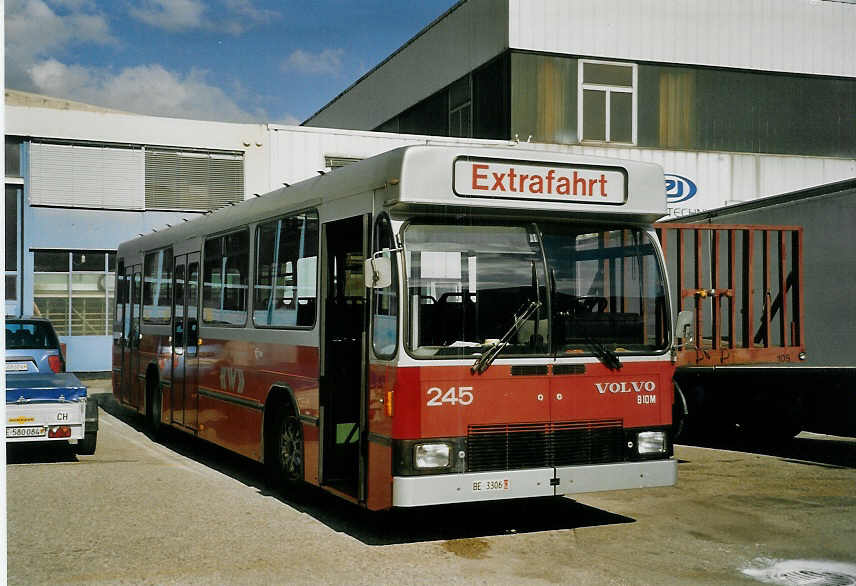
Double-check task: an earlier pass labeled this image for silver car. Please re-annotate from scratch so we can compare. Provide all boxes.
[5,317,66,374]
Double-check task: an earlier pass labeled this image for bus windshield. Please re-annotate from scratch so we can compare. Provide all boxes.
[403,222,668,359]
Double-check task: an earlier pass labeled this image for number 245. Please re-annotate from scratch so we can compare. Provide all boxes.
[426,386,474,406]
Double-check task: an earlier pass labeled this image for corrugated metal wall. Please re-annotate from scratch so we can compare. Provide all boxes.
[509,0,856,78]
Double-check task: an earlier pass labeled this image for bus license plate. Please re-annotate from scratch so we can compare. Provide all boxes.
[472,479,510,492]
[6,426,47,438]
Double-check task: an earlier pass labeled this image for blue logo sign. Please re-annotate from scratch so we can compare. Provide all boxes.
[665,174,697,203]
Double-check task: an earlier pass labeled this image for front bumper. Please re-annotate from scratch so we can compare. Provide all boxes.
[392,458,677,507]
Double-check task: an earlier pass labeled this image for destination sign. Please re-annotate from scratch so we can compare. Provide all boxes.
[454,158,626,204]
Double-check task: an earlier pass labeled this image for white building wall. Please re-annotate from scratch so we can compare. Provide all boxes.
[509,0,856,78]
[264,124,508,192]
[304,0,509,130]
[513,143,856,218]
[5,106,271,202]
[266,126,856,220]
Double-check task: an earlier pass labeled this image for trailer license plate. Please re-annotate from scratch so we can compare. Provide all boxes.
[6,426,47,438]
[472,479,510,492]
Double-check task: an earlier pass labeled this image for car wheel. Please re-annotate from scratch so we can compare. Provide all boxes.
[76,431,97,455]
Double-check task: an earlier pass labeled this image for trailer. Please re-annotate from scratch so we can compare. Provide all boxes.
[6,372,98,454]
[659,178,856,440]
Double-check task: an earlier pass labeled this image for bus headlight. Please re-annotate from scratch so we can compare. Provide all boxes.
[637,431,667,455]
[414,443,451,468]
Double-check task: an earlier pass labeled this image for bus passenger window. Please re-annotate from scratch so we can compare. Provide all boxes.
[203,230,249,326]
[142,248,172,324]
[253,211,318,328]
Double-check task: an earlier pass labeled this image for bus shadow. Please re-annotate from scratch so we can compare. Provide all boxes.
[98,394,635,545]
[284,492,635,546]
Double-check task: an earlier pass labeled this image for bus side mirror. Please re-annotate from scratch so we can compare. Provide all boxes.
[365,255,392,289]
[674,310,694,347]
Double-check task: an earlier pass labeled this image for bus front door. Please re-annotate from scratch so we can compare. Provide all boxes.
[320,215,368,500]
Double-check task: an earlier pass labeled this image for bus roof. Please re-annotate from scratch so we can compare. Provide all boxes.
[119,145,667,255]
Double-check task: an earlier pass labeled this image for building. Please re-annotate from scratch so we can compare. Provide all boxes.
[304,0,856,216]
[6,0,856,371]
[4,91,503,371]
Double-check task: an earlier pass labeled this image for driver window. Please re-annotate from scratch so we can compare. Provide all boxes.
[371,214,398,358]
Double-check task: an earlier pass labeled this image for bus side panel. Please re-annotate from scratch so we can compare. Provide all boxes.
[366,363,397,510]
[137,333,161,412]
[194,336,320,462]
[366,440,393,510]
[111,342,121,397]
[302,423,320,485]
[368,364,395,438]
[197,394,264,459]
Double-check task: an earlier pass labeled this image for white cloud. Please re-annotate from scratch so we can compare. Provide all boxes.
[5,0,115,61]
[26,60,259,123]
[5,0,263,122]
[282,49,346,76]
[5,0,117,92]
[129,0,207,32]
[224,0,279,25]
[128,0,281,35]
[275,113,302,126]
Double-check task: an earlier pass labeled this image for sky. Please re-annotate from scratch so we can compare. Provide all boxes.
[5,0,459,125]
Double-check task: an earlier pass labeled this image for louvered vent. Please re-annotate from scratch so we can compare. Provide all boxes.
[145,149,244,211]
[29,142,144,210]
[466,419,624,472]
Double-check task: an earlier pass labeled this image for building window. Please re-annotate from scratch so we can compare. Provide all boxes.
[33,250,117,336]
[449,76,472,138]
[203,230,249,325]
[6,186,21,304]
[145,149,244,211]
[578,60,637,144]
[5,138,22,178]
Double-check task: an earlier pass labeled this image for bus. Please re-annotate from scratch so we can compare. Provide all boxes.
[112,145,685,510]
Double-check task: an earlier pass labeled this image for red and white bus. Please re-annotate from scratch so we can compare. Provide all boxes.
[112,145,684,510]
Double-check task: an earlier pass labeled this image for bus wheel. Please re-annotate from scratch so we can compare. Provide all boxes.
[267,404,304,492]
[146,378,162,439]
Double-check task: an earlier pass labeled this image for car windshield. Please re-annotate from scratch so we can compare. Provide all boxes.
[6,322,60,350]
[403,222,668,358]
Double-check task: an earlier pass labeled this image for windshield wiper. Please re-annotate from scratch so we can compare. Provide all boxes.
[583,332,622,371]
[471,301,542,375]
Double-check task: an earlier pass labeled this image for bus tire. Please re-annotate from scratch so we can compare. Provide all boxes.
[266,401,304,493]
[146,377,162,439]
[672,383,688,441]
[76,431,97,455]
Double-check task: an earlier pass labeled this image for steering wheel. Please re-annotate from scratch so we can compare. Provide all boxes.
[576,296,608,313]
